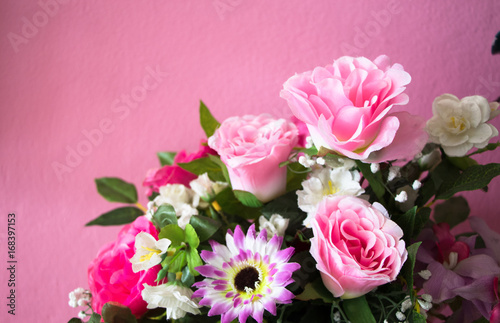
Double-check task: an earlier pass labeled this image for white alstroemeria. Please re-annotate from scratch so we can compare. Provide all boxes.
[298,167,364,227]
[68,287,91,308]
[189,173,228,202]
[130,232,171,273]
[142,283,201,320]
[426,94,500,156]
[258,214,289,239]
[146,184,201,228]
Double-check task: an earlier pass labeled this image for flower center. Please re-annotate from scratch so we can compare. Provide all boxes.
[234,266,261,293]
[448,116,467,133]
[323,180,339,196]
[140,246,161,262]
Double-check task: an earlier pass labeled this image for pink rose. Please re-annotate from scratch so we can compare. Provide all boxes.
[143,142,216,196]
[208,114,298,203]
[310,195,407,299]
[88,216,160,317]
[280,55,427,162]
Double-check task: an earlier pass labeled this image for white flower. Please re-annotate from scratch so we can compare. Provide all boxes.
[258,214,289,239]
[146,184,201,228]
[426,94,499,156]
[395,185,418,212]
[396,311,406,321]
[394,190,408,203]
[297,167,364,227]
[130,232,171,273]
[412,180,422,190]
[387,166,400,181]
[142,283,201,320]
[68,287,91,308]
[370,163,380,173]
[78,311,86,319]
[418,269,432,280]
[189,173,228,201]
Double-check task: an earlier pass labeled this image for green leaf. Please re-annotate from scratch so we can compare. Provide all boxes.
[85,207,143,226]
[410,311,427,323]
[156,265,169,282]
[95,177,138,203]
[181,265,195,287]
[158,224,185,247]
[233,190,264,207]
[157,151,177,166]
[185,224,200,249]
[200,100,220,138]
[208,154,230,183]
[214,187,261,220]
[286,162,310,192]
[187,248,203,276]
[152,204,178,228]
[68,319,83,323]
[178,157,225,182]
[355,160,386,205]
[414,207,431,238]
[190,215,221,242]
[447,156,478,170]
[342,295,376,323]
[262,191,305,232]
[295,278,334,302]
[436,163,500,199]
[168,250,187,273]
[400,242,422,303]
[87,313,102,323]
[469,142,500,156]
[393,206,417,243]
[434,196,470,228]
[102,302,137,323]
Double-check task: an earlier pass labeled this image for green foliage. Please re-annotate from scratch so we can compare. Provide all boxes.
[95,177,138,203]
[102,302,137,323]
[157,151,176,166]
[178,157,226,182]
[436,163,500,199]
[342,296,376,323]
[85,207,143,226]
[199,101,220,138]
[152,204,178,228]
[189,215,221,241]
[159,224,185,247]
[400,242,421,303]
[233,190,264,207]
[214,187,261,220]
[286,162,310,192]
[434,196,470,228]
[468,142,500,156]
[356,160,386,205]
[68,318,83,323]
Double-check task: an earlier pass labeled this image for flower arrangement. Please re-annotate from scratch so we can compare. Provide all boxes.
[69,52,500,323]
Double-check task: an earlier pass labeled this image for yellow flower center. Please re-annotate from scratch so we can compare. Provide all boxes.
[324,180,339,196]
[140,246,161,262]
[448,116,467,133]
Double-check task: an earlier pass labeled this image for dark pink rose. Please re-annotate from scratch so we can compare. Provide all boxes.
[87,216,160,317]
[281,55,427,162]
[143,142,216,195]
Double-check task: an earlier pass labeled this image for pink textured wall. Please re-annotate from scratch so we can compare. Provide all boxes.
[0,0,499,321]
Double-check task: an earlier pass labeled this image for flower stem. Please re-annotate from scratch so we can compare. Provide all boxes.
[135,202,147,213]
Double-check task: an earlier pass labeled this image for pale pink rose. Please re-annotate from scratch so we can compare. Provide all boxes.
[88,216,160,317]
[208,114,298,203]
[310,195,407,299]
[280,55,427,162]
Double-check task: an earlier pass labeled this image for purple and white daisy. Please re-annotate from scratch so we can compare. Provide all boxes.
[192,224,300,323]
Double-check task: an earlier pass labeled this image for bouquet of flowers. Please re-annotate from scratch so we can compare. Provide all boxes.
[68,52,500,323]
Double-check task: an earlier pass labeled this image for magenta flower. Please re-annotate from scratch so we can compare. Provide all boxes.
[192,225,300,323]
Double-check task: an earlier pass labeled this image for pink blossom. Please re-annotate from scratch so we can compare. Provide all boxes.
[208,114,298,203]
[280,55,427,162]
[309,195,407,299]
[143,142,216,196]
[87,216,160,317]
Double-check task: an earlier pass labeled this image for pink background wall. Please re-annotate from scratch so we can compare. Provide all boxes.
[1,0,499,321]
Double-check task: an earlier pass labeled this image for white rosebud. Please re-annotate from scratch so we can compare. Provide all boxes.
[142,283,200,320]
[370,163,380,173]
[387,166,400,181]
[190,173,228,201]
[426,94,499,156]
[418,269,432,280]
[259,214,289,239]
[395,190,408,203]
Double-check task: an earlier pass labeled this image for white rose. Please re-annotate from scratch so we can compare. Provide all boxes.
[258,214,289,239]
[426,94,499,156]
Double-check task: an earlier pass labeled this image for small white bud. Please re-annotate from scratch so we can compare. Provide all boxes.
[316,157,325,165]
[305,136,314,149]
[370,163,380,173]
[78,311,87,319]
[401,297,413,312]
[421,294,432,303]
[388,166,400,181]
[412,180,422,190]
[395,190,408,203]
[396,311,406,321]
[418,269,432,280]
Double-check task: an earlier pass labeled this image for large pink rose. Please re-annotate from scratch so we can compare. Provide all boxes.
[280,55,427,162]
[88,216,160,317]
[310,195,407,299]
[208,114,298,203]
[143,142,216,196]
